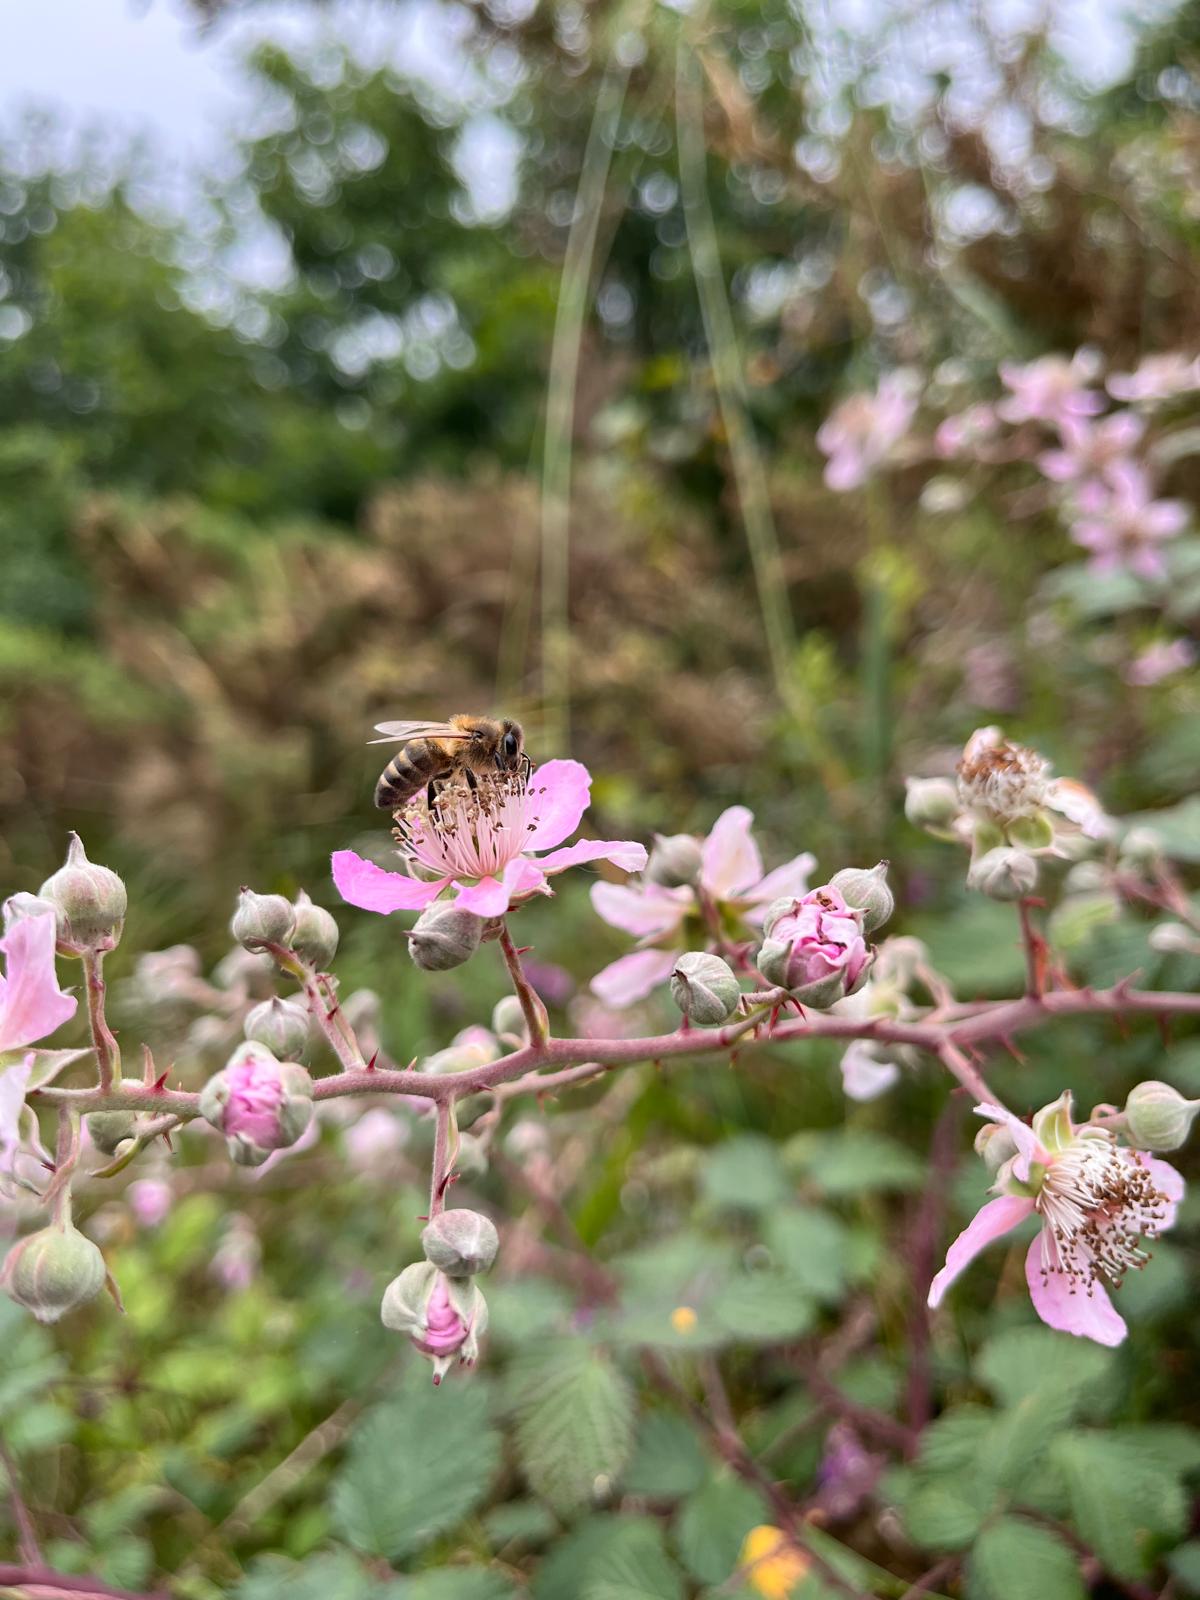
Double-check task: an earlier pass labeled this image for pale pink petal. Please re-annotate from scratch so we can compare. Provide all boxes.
[824,453,866,492]
[331,851,447,914]
[0,911,77,1053]
[0,1058,33,1175]
[700,806,764,900]
[1132,1153,1184,1231]
[1103,412,1145,450]
[522,759,592,851]
[590,881,691,937]
[1025,1235,1126,1346]
[974,1102,1044,1182]
[539,838,649,875]
[1142,501,1189,538]
[746,852,818,916]
[928,1194,1034,1308]
[453,876,512,917]
[590,947,680,1008]
[840,1042,899,1102]
[1037,450,1076,482]
[501,857,550,900]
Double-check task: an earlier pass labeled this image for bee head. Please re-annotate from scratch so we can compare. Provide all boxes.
[497,720,523,770]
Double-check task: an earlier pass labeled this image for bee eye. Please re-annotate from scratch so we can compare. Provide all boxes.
[503,732,519,758]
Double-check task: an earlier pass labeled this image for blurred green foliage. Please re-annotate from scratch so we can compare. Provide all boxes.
[2,0,1200,1595]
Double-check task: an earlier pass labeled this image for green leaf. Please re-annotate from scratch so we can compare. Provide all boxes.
[966,1516,1085,1600]
[483,1499,559,1549]
[918,1407,995,1474]
[393,1573,516,1600]
[0,1300,66,1422]
[1168,1541,1200,1594]
[782,1130,923,1195]
[624,1411,709,1499]
[532,1516,623,1600]
[508,1340,635,1515]
[711,1269,815,1344]
[974,1325,1113,1411]
[902,1477,991,1551]
[1051,1429,1188,1579]
[331,1382,500,1561]
[762,1206,850,1303]
[235,1552,378,1600]
[675,1475,767,1584]
[582,1517,685,1600]
[701,1135,790,1212]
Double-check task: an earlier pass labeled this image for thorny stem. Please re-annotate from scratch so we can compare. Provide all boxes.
[428,1098,455,1219]
[82,949,120,1093]
[1017,897,1044,999]
[43,1107,82,1224]
[497,920,549,1048]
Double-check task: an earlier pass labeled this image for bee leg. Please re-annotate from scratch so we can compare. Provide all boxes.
[426,779,439,814]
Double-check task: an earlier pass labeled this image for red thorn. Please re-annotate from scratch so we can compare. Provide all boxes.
[366,1050,379,1071]
[153,1071,170,1091]
[768,1005,781,1030]
[1000,1036,1027,1063]
[416,1214,429,1222]
[163,1131,174,1152]
[515,945,534,956]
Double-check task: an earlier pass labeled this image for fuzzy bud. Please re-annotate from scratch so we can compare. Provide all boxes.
[381,1261,488,1384]
[289,891,339,970]
[828,862,894,934]
[904,777,960,834]
[244,996,310,1061]
[1119,826,1165,873]
[85,1081,145,1156]
[1149,922,1200,956]
[1123,1080,1200,1152]
[491,994,528,1042]
[38,834,127,954]
[230,888,295,953]
[2,1224,108,1323]
[200,1042,314,1167]
[645,832,703,888]
[669,952,741,1026]
[967,847,1038,901]
[421,1209,500,1277]
[756,888,871,1008]
[409,902,484,972]
[974,1120,1019,1174]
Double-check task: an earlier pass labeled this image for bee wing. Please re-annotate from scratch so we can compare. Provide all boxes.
[368,720,473,746]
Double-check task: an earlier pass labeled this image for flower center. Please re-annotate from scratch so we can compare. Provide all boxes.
[392,770,533,881]
[1035,1135,1169,1293]
[957,741,1049,820]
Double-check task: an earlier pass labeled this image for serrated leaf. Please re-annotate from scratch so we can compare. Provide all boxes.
[331,1383,500,1561]
[235,1552,378,1600]
[763,1206,849,1304]
[582,1517,685,1600]
[675,1475,767,1584]
[902,1477,990,1551]
[701,1135,790,1212]
[967,1516,1085,1600]
[782,1130,923,1195]
[974,1325,1113,1411]
[392,1572,515,1600]
[508,1341,635,1515]
[919,1407,996,1474]
[483,1499,558,1549]
[624,1411,709,1499]
[710,1267,815,1344]
[532,1516,623,1600]
[1052,1429,1188,1579]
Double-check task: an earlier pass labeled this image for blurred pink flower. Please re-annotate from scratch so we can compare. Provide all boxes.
[1107,352,1200,404]
[1036,411,1144,484]
[0,904,77,1055]
[997,350,1104,427]
[1069,460,1189,580]
[816,371,919,490]
[211,1214,261,1292]
[934,402,999,458]
[929,1096,1182,1346]
[332,759,646,920]
[1125,639,1197,686]
[590,807,815,1007]
[128,1179,173,1229]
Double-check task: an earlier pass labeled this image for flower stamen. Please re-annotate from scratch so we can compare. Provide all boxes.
[1035,1137,1169,1296]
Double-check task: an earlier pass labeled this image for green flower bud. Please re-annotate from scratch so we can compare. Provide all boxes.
[904,777,960,834]
[645,833,703,888]
[1124,1080,1200,1152]
[289,891,339,970]
[761,896,800,937]
[2,1224,108,1323]
[491,995,528,1042]
[967,846,1038,901]
[409,903,484,972]
[1007,812,1055,850]
[244,996,310,1061]
[669,952,741,1026]
[230,888,295,952]
[828,862,894,934]
[86,1081,145,1157]
[421,1209,500,1276]
[974,1120,1019,1174]
[1149,922,1200,956]
[1119,826,1165,873]
[38,834,127,954]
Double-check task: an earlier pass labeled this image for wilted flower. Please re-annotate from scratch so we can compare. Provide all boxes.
[1069,460,1189,581]
[200,1043,315,1167]
[1036,411,1144,485]
[381,1260,488,1385]
[956,731,1050,825]
[816,370,919,490]
[1124,639,1196,687]
[756,887,871,1008]
[2,1223,108,1324]
[333,759,645,920]
[996,350,1103,427]
[591,806,815,1007]
[1107,352,1200,405]
[929,1095,1183,1346]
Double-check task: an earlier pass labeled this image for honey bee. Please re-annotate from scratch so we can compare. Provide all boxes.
[369,715,529,811]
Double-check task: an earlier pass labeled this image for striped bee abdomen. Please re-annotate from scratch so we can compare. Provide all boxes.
[374,738,446,810]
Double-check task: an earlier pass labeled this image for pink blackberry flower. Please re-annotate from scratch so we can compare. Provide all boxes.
[0,901,77,1055]
[332,759,645,920]
[997,350,1104,427]
[1036,411,1144,484]
[1069,460,1189,581]
[1107,352,1200,404]
[816,370,920,490]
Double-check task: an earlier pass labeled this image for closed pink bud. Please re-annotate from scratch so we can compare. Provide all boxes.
[200,1043,314,1167]
[757,886,871,1008]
